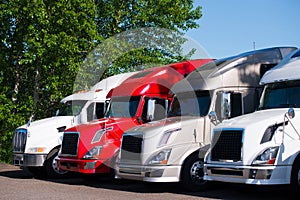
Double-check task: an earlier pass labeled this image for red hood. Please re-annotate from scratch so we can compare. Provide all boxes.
[65,119,107,133]
[64,117,140,158]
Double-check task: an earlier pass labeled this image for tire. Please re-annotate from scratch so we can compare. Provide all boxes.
[44,150,71,179]
[181,153,208,192]
[290,158,300,194]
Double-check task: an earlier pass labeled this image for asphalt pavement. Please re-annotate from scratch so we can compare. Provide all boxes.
[0,162,295,200]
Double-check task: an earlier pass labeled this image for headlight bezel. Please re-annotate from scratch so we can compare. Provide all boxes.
[147,149,172,165]
[82,146,103,159]
[252,146,279,165]
[27,147,47,153]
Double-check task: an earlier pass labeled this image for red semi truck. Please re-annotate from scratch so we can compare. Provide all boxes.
[57,59,213,175]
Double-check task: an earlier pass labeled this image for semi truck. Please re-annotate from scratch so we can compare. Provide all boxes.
[204,48,300,193]
[12,72,135,178]
[56,59,213,176]
[116,47,297,191]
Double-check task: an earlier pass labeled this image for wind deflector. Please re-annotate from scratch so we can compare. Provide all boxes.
[130,70,154,79]
[291,49,300,58]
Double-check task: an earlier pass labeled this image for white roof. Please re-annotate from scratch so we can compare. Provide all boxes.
[61,72,136,102]
[260,49,300,84]
[90,72,136,91]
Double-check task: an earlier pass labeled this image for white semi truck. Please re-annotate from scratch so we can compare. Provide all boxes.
[116,47,296,191]
[12,72,135,178]
[204,48,300,193]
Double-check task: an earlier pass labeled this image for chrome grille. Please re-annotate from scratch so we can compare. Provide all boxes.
[13,129,27,153]
[120,133,143,164]
[61,132,79,156]
[211,129,243,161]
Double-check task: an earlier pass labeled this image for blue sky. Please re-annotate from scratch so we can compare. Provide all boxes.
[186,0,300,59]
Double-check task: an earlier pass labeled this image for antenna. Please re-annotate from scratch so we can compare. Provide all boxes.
[253,42,256,51]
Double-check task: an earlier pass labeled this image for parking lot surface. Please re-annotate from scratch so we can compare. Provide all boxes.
[0,162,295,200]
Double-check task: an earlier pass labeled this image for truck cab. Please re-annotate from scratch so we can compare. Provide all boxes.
[116,47,297,191]
[12,72,135,178]
[204,48,300,193]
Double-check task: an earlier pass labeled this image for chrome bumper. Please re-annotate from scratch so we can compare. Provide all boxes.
[117,164,181,182]
[13,153,47,167]
[203,164,291,185]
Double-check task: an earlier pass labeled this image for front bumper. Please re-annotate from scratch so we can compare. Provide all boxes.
[57,157,111,174]
[116,163,181,182]
[13,153,47,167]
[204,163,291,185]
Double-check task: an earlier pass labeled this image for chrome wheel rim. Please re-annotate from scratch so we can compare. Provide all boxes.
[52,156,68,175]
[190,160,206,185]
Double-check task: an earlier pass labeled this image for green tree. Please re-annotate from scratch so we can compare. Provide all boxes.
[94,0,202,75]
[0,0,202,163]
[0,0,101,163]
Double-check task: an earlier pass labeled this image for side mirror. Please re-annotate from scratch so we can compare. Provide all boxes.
[165,99,169,114]
[147,99,156,121]
[215,92,231,121]
[221,92,231,119]
[216,91,243,122]
[287,108,295,119]
[282,107,297,144]
[104,99,111,115]
[26,114,34,127]
[208,111,219,125]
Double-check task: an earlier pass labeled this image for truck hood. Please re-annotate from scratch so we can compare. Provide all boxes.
[65,117,139,136]
[213,108,300,164]
[64,117,140,157]
[217,109,289,129]
[15,116,75,150]
[127,116,202,135]
[124,116,206,157]
[18,116,74,133]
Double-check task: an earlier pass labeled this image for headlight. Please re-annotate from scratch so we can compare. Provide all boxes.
[147,149,171,165]
[83,146,102,159]
[252,146,279,165]
[158,128,181,147]
[27,147,47,153]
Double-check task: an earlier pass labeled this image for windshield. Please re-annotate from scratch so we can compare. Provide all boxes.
[56,100,87,116]
[105,96,141,118]
[168,90,211,117]
[258,80,300,110]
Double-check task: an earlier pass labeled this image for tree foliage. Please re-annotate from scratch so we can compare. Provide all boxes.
[0,0,202,163]
[95,0,202,74]
[0,0,101,163]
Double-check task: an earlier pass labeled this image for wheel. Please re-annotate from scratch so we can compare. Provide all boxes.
[290,158,300,194]
[44,150,71,179]
[181,153,208,192]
